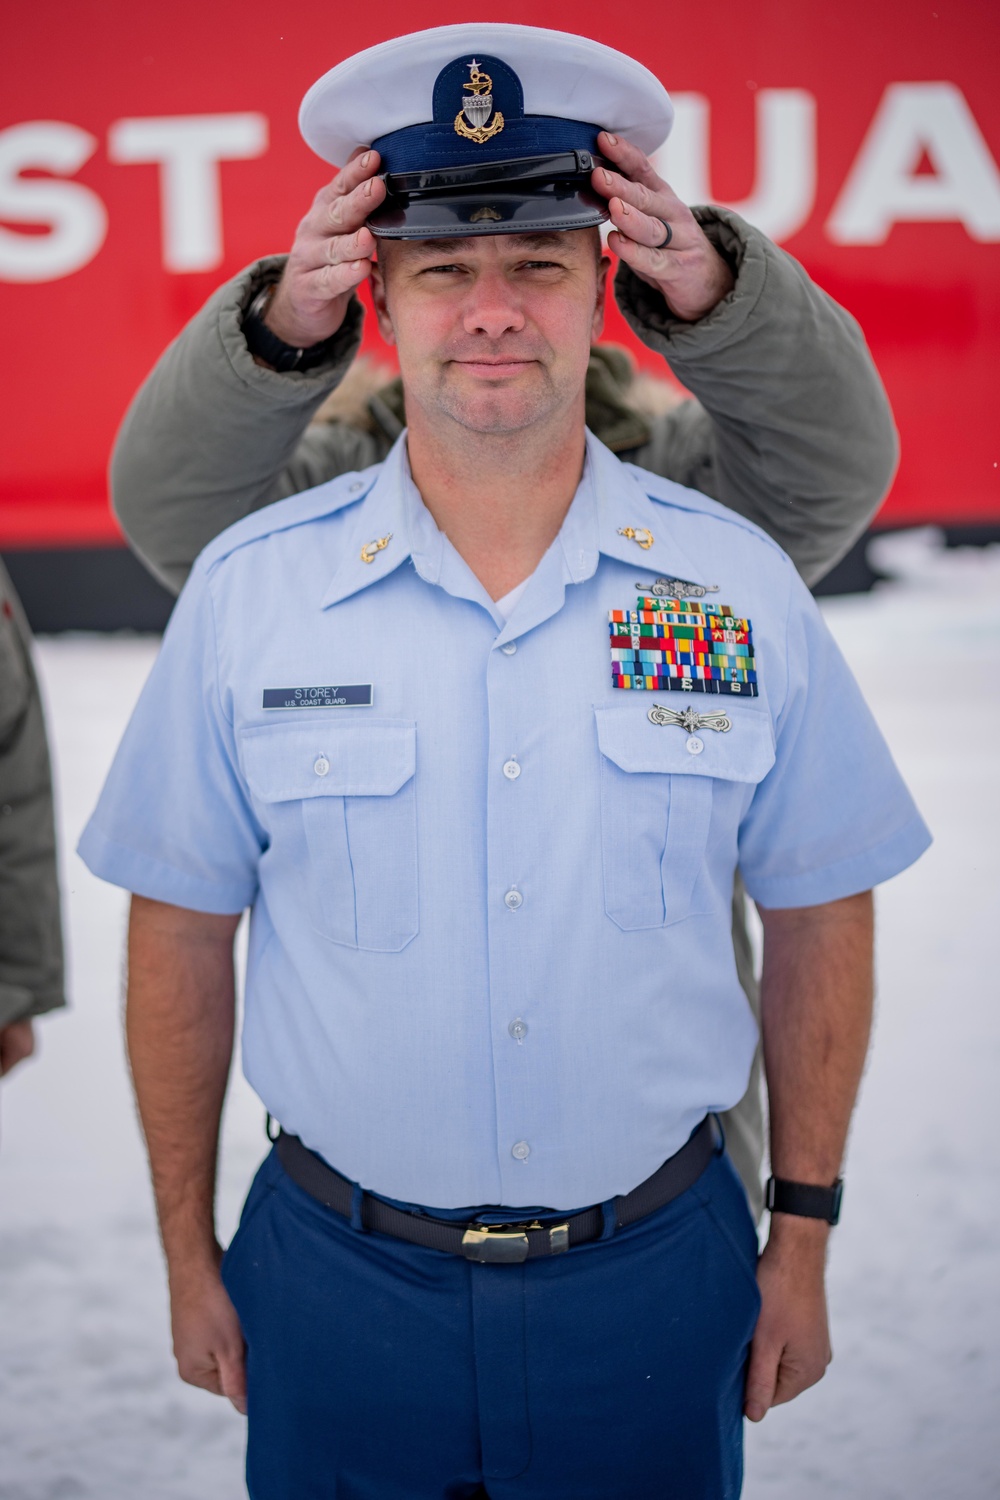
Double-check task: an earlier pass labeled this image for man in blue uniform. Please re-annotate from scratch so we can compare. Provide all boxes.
[80,25,930,1499]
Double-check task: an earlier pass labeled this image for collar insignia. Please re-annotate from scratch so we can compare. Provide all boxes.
[617,526,654,550]
[360,533,392,564]
[455,61,505,143]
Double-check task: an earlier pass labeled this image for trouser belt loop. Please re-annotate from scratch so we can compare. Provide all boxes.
[710,1112,726,1155]
[599,1199,618,1240]
[350,1182,367,1233]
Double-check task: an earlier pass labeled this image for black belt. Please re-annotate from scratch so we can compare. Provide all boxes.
[275,1115,719,1264]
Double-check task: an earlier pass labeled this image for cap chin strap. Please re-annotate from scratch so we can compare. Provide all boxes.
[382,149,607,198]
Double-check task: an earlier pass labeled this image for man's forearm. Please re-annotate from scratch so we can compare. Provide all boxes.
[126,895,241,1271]
[743,890,874,1422]
[759,890,874,1188]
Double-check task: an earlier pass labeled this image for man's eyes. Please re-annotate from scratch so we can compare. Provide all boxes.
[419,260,565,275]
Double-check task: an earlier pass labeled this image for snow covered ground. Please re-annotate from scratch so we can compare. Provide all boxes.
[1,530,998,1499]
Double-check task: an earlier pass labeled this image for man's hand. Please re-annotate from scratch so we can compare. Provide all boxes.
[592,131,735,323]
[263,149,387,349]
[169,1251,247,1415]
[744,1216,832,1422]
[0,1019,35,1076]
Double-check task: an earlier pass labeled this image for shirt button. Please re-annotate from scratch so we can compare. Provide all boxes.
[500,641,518,656]
[686,736,704,755]
[511,1140,531,1161]
[314,755,330,776]
[504,888,523,911]
[349,480,364,493]
[502,758,521,780]
[508,1018,528,1042]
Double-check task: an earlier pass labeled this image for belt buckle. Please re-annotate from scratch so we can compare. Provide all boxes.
[460,1220,570,1263]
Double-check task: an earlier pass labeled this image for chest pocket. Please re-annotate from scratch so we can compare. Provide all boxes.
[594,703,775,931]
[241,720,417,952]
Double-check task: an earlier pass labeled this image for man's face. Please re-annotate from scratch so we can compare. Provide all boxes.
[370,230,610,438]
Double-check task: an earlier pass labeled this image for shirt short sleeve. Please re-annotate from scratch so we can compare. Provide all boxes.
[738,577,931,909]
[78,562,262,913]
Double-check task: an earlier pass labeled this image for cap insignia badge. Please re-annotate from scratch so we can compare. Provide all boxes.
[455,61,505,144]
[470,205,503,222]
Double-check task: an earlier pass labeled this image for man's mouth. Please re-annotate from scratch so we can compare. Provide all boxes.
[450,358,538,377]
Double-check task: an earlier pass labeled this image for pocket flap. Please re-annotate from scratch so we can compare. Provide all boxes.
[594,701,775,784]
[240,720,416,801]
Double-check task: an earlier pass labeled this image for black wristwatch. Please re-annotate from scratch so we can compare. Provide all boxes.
[242,286,337,372]
[765,1176,844,1225]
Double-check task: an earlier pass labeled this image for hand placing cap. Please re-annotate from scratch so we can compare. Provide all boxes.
[298,23,674,240]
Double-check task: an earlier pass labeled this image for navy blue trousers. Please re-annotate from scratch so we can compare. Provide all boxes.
[221,1145,760,1500]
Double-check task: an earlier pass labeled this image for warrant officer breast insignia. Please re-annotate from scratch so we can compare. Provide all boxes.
[608,588,759,698]
[455,60,505,143]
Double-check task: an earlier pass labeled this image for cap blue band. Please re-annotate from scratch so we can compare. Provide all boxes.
[373,53,600,175]
[373,115,601,174]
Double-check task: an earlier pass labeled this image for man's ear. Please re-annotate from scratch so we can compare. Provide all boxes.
[369,258,397,347]
[591,254,612,343]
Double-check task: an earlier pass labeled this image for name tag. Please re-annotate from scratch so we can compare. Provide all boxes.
[262,685,373,710]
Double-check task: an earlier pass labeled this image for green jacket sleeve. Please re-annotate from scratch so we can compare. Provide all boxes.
[0,560,65,1027]
[111,257,372,595]
[615,206,899,586]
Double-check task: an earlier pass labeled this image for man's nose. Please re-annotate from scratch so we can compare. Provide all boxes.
[461,268,526,338]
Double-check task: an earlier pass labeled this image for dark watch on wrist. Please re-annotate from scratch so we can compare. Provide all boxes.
[242,287,335,373]
[765,1176,844,1225]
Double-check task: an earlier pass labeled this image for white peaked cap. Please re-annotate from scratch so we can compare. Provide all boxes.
[299,23,674,167]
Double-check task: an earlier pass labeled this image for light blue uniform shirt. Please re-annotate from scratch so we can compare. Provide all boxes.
[80,432,930,1210]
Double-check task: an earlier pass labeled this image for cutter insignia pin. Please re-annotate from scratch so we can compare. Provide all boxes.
[641,575,720,598]
[647,704,732,733]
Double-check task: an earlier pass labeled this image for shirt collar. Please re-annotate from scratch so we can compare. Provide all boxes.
[321,427,712,616]
[320,434,442,610]
[585,430,708,587]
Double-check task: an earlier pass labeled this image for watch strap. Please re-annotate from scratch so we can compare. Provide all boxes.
[765,1175,843,1225]
[242,287,336,373]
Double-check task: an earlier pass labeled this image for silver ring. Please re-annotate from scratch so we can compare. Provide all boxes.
[656,218,673,249]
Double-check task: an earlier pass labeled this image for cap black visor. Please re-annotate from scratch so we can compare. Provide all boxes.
[368,150,611,239]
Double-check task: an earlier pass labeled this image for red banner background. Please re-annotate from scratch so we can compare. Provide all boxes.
[3,0,998,547]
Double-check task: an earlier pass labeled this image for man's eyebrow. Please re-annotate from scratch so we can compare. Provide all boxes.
[507,233,569,252]
[399,239,468,256]
[399,232,571,257]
